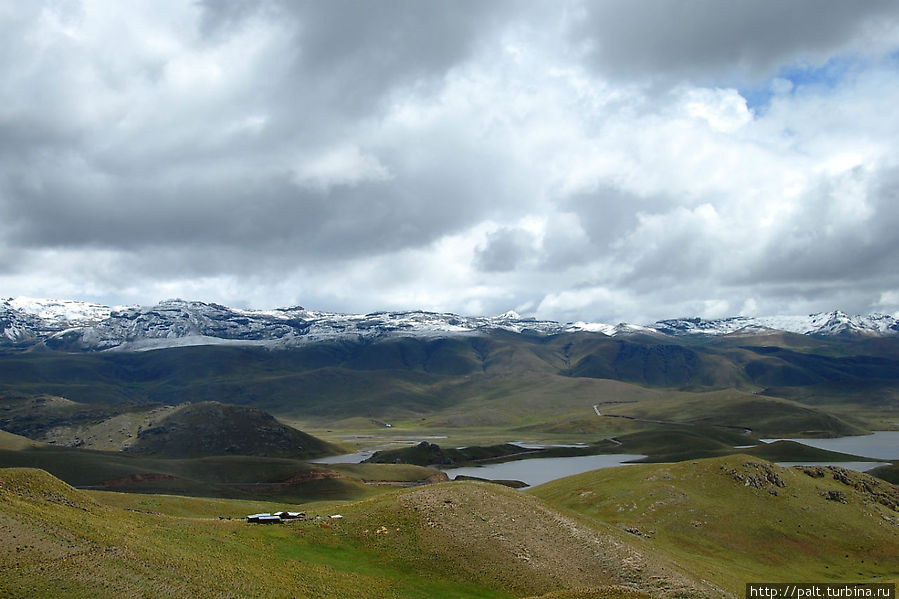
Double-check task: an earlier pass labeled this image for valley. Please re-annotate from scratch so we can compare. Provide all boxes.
[1,298,898,596]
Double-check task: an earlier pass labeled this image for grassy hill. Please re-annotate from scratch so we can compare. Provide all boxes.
[531,455,899,594]
[597,388,868,437]
[0,391,125,443]
[0,429,42,450]
[3,458,896,598]
[0,393,342,458]
[124,401,339,459]
[0,467,717,598]
[869,463,899,484]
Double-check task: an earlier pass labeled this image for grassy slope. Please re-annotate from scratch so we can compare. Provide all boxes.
[3,456,896,599]
[0,445,441,502]
[0,429,42,450]
[600,388,867,437]
[869,464,899,485]
[0,468,507,599]
[0,391,127,442]
[3,369,872,453]
[125,401,341,459]
[308,373,867,449]
[531,455,899,595]
[0,467,709,599]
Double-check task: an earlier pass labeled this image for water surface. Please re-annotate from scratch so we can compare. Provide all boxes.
[310,451,373,464]
[440,453,646,488]
[760,431,899,461]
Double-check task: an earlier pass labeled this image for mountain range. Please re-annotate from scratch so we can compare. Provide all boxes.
[2,299,898,598]
[3,296,898,352]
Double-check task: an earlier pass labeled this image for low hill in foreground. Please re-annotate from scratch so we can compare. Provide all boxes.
[2,456,897,598]
[0,467,708,598]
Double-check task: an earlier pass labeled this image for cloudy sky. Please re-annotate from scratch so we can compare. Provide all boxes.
[2,1,899,324]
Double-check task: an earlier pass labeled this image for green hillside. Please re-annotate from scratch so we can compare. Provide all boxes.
[598,388,868,437]
[0,429,42,450]
[0,467,712,598]
[4,458,897,599]
[124,401,340,459]
[531,455,899,595]
[2,334,897,432]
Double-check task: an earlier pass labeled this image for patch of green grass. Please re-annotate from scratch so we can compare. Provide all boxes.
[85,490,296,518]
[0,429,42,450]
[531,455,899,595]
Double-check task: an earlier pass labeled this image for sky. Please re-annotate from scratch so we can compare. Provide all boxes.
[2,0,899,324]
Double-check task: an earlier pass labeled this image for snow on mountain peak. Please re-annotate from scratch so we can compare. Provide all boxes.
[7,296,124,323]
[650,311,899,338]
[2,297,898,352]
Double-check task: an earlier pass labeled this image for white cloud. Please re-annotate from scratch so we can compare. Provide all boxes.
[681,87,753,133]
[293,145,392,191]
[2,1,899,322]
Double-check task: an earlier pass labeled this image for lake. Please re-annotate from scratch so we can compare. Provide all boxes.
[310,450,374,464]
[438,453,647,488]
[761,431,899,461]
[311,431,898,487]
[311,448,647,487]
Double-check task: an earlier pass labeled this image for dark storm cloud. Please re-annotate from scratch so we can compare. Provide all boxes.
[474,228,536,272]
[198,0,513,116]
[0,0,517,273]
[572,0,899,84]
[3,156,496,265]
[564,186,666,247]
[733,164,899,287]
[2,1,899,320]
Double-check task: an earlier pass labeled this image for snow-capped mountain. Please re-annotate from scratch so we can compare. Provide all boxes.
[652,312,899,338]
[0,297,568,351]
[2,297,898,352]
[5,296,120,323]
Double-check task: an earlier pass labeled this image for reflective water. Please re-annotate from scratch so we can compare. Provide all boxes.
[439,453,647,488]
[760,431,899,461]
[311,432,898,483]
[309,451,374,464]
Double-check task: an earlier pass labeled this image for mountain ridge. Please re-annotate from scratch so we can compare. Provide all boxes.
[3,296,898,352]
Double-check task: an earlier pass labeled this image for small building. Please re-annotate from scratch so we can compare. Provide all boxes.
[274,511,305,520]
[247,512,282,524]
